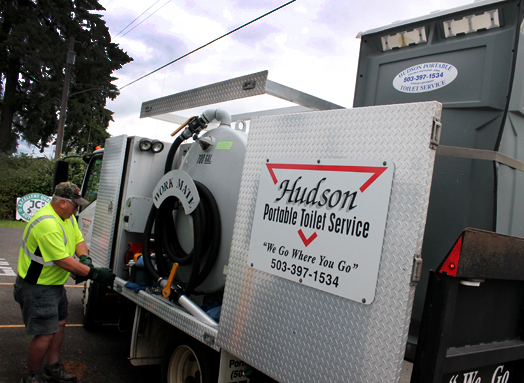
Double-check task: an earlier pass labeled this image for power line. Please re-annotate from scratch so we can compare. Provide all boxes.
[119,0,296,90]
[117,0,171,40]
[114,0,164,38]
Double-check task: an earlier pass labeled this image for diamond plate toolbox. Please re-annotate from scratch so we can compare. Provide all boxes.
[216,102,442,383]
[89,135,127,269]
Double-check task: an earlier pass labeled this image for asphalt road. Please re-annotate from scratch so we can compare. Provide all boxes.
[0,227,161,383]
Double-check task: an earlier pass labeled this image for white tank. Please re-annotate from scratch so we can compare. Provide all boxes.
[174,124,247,294]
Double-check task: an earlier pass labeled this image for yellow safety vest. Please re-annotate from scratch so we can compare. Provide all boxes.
[18,203,84,285]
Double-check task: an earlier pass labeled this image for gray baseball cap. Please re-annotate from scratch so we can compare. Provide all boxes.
[54,182,89,206]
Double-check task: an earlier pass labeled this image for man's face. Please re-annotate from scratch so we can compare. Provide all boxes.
[60,198,79,219]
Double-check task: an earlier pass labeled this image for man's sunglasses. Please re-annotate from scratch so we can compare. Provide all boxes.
[63,198,79,209]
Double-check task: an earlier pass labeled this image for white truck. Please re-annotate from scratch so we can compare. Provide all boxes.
[60,71,439,383]
[56,1,524,382]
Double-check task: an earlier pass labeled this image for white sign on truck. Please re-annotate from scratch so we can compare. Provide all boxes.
[247,159,394,304]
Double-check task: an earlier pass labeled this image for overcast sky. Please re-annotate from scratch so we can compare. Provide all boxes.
[24,0,475,156]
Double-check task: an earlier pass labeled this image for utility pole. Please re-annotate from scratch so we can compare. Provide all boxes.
[55,36,76,160]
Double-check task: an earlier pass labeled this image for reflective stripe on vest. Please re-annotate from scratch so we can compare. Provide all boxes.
[21,215,75,267]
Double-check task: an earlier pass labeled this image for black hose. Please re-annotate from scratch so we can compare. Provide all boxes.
[187,182,221,291]
[142,198,188,283]
[153,182,221,295]
[142,133,185,283]
[158,198,195,266]
[152,217,170,277]
[182,200,205,295]
[164,136,184,174]
[142,206,161,282]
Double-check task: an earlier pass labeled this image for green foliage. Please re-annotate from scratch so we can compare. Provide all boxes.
[0,0,133,154]
[0,219,27,228]
[0,152,86,219]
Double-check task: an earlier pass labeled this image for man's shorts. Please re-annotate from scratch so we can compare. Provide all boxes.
[13,275,69,335]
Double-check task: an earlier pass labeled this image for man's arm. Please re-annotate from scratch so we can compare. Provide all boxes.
[75,241,88,258]
[54,257,91,276]
[56,256,115,286]
[56,239,115,285]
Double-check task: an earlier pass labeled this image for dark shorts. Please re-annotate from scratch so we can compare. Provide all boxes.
[13,275,68,335]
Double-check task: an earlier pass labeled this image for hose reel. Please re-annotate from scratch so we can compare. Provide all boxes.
[142,111,223,297]
[140,108,246,326]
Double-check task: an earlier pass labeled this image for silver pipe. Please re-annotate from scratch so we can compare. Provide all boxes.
[178,294,219,327]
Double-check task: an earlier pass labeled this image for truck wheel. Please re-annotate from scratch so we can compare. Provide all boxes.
[161,333,219,383]
[82,279,101,330]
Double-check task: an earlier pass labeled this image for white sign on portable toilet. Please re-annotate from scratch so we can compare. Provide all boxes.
[393,62,458,93]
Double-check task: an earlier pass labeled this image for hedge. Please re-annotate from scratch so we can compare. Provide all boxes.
[0,153,87,220]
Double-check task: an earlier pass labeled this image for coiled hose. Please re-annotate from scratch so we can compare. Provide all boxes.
[142,132,221,296]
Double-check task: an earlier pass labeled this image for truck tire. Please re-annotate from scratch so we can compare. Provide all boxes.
[82,279,101,330]
[161,332,219,383]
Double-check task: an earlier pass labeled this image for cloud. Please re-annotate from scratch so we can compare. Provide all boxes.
[17,140,54,158]
[231,22,280,45]
[99,0,474,148]
[230,0,293,10]
[223,7,234,21]
[314,0,358,33]
[305,35,339,54]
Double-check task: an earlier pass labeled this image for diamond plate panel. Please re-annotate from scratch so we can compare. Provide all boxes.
[89,135,127,269]
[216,102,442,383]
[114,278,219,351]
[140,71,269,118]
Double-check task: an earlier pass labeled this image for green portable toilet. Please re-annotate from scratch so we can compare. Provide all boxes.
[354,0,524,359]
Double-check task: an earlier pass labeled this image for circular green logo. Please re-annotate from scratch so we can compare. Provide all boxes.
[16,193,51,222]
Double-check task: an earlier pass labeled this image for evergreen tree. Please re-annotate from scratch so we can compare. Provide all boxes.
[0,0,132,154]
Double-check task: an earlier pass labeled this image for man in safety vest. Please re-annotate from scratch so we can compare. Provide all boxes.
[13,182,115,383]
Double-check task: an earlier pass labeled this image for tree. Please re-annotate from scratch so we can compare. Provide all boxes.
[0,0,132,154]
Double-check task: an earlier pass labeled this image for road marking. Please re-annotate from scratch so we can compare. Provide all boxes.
[0,324,84,328]
[0,258,16,276]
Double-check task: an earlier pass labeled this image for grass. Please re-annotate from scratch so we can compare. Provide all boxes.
[0,220,27,229]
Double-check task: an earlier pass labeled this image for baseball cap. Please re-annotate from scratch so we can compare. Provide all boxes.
[54,182,89,206]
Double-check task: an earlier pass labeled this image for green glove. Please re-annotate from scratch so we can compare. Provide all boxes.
[79,254,93,267]
[72,273,88,285]
[87,266,115,286]
[72,255,92,284]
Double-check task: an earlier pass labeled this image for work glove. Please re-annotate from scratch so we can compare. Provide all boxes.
[87,266,116,286]
[78,254,93,267]
[72,255,93,284]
